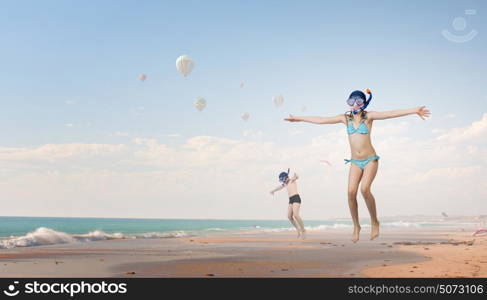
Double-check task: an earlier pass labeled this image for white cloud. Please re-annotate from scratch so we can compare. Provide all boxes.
[1,114,486,219]
[114,132,129,137]
[371,120,409,136]
[437,113,487,142]
[0,143,128,162]
[132,106,145,116]
[243,129,264,139]
[132,137,158,147]
[288,129,303,136]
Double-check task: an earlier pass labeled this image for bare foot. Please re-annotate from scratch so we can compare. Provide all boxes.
[297,231,301,239]
[352,226,361,243]
[301,231,306,240]
[370,221,380,240]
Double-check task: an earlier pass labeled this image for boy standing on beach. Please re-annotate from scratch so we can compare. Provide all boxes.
[270,169,306,239]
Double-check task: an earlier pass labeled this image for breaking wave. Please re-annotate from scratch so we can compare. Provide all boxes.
[0,227,189,249]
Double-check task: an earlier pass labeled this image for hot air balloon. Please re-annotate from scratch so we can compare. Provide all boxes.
[194,97,206,111]
[176,55,195,77]
[139,74,147,81]
[273,95,284,107]
[241,112,250,121]
[240,82,245,88]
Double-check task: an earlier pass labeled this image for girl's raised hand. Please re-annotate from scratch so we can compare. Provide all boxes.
[284,114,300,122]
[416,106,431,120]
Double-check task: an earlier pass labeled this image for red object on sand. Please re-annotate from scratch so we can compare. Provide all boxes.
[472,229,487,236]
[320,160,332,167]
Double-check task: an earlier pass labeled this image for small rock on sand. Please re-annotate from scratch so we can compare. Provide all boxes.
[125,272,136,275]
[205,273,215,277]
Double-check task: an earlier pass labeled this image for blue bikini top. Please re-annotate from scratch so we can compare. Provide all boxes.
[346,112,369,135]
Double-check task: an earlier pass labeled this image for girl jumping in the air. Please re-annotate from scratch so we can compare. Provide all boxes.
[285,89,430,242]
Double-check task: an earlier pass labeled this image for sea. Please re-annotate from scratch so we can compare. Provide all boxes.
[0,216,482,249]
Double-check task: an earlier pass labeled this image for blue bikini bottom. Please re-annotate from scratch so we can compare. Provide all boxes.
[344,155,380,170]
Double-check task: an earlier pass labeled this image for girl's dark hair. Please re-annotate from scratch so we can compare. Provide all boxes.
[347,110,367,120]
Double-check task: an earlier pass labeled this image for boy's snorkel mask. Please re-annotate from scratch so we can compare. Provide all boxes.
[279,168,290,184]
[347,89,372,115]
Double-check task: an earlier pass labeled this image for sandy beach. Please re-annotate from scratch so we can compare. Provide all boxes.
[1,228,485,278]
[362,232,487,277]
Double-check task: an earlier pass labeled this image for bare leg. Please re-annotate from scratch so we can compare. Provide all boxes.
[292,203,306,239]
[348,163,363,243]
[360,160,380,240]
[287,204,301,238]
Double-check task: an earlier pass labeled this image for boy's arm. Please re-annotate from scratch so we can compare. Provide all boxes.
[270,185,285,195]
[368,106,431,121]
[284,114,346,125]
[289,173,299,183]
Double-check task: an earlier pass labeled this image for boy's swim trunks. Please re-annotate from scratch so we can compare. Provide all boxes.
[289,194,301,204]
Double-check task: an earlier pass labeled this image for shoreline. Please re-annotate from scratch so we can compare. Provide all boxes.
[0,229,484,277]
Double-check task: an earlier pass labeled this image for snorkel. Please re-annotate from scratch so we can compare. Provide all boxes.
[279,168,290,185]
[347,89,372,115]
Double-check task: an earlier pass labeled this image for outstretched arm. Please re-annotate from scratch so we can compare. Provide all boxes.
[368,106,431,121]
[284,114,345,124]
[270,185,285,195]
[289,173,299,183]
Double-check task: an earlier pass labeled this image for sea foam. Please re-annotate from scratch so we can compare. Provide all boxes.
[0,227,77,249]
[0,227,189,249]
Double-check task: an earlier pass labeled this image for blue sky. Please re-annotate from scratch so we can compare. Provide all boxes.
[1,0,485,146]
[0,1,486,219]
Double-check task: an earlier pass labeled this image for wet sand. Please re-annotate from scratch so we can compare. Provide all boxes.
[0,229,483,277]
